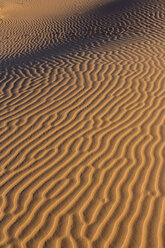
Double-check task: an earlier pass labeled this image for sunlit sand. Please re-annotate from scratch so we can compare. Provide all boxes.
[0,0,165,247]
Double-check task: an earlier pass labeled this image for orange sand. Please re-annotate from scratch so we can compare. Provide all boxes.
[0,0,165,247]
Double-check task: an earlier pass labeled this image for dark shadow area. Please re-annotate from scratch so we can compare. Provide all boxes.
[0,0,161,70]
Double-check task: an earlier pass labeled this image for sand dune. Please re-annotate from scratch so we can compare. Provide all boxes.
[0,0,165,247]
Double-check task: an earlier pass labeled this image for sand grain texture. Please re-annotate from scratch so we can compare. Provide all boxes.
[0,0,165,247]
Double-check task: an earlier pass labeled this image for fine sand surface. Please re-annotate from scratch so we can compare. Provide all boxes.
[0,0,165,247]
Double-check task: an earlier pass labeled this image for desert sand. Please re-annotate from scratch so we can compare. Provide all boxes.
[0,0,165,247]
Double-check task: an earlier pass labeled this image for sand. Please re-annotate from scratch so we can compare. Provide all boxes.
[0,0,165,247]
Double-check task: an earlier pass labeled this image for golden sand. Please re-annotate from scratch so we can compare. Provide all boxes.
[0,0,165,247]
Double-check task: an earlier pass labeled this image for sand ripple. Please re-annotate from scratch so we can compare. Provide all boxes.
[0,0,165,247]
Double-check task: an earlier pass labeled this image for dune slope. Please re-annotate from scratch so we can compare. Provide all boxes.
[0,0,165,247]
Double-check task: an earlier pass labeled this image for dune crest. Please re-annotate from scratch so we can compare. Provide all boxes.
[0,0,115,18]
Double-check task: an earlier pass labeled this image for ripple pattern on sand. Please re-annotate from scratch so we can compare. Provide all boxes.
[0,0,165,247]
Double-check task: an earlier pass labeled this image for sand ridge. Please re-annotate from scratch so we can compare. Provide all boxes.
[0,0,165,247]
[1,0,164,63]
